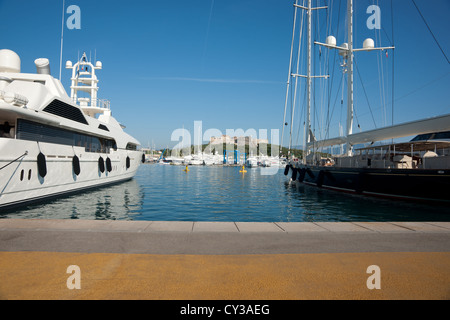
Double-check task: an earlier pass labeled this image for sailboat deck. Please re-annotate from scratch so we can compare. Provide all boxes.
[355,141,450,153]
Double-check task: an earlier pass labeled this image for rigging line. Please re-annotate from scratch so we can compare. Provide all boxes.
[314,57,330,144]
[324,71,343,140]
[325,0,341,140]
[379,20,393,46]
[294,85,307,148]
[202,0,215,70]
[325,0,334,123]
[324,75,342,139]
[0,151,28,171]
[313,4,318,141]
[394,70,450,102]
[377,0,394,48]
[281,0,298,151]
[354,57,377,128]
[352,92,362,133]
[289,76,294,152]
[295,58,307,148]
[339,70,344,135]
[375,25,387,127]
[391,0,395,130]
[377,0,394,46]
[373,4,387,127]
[325,0,332,139]
[59,0,65,81]
[411,0,449,64]
[381,29,393,46]
[295,1,307,150]
[355,72,450,119]
[316,2,327,142]
[355,72,450,120]
[289,0,306,153]
[313,2,327,143]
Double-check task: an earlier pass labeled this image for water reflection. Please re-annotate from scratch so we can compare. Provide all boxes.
[0,178,145,220]
[283,179,450,222]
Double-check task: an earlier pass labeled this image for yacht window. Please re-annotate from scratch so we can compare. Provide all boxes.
[433,131,450,140]
[98,124,109,131]
[411,133,432,142]
[42,99,89,125]
[16,119,116,154]
[126,143,137,151]
[0,122,13,138]
[411,131,450,142]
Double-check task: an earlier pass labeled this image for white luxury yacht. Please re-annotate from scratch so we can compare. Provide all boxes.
[0,49,144,209]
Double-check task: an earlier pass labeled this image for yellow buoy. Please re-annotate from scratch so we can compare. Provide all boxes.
[239,165,247,173]
[183,165,189,172]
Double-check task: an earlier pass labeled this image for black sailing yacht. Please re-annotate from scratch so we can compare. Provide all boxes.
[282,0,450,203]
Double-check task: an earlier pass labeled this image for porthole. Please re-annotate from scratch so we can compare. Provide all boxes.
[20,170,24,181]
[28,169,32,180]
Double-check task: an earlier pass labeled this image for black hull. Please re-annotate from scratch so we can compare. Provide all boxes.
[284,165,450,203]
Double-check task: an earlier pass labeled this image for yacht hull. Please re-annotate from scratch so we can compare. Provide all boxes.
[285,165,450,203]
[0,138,142,210]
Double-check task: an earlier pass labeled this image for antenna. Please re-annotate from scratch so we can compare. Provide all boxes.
[59,0,65,80]
[314,0,394,156]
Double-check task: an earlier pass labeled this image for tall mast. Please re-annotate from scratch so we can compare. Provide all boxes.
[346,0,354,156]
[305,0,312,164]
[314,0,394,156]
[282,0,298,158]
[291,0,328,164]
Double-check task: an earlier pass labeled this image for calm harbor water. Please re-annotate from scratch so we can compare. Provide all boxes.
[1,163,450,221]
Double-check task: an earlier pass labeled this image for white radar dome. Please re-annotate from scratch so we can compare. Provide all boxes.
[0,49,21,73]
[363,38,375,50]
[326,36,336,47]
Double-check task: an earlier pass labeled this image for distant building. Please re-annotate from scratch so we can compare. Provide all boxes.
[210,135,268,146]
[210,135,234,145]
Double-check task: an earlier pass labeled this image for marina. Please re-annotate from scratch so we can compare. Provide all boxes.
[0,0,449,303]
[1,0,448,216]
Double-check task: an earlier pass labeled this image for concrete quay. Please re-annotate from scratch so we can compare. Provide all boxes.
[0,219,449,300]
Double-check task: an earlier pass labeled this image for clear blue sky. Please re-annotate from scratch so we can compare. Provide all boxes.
[1,0,449,149]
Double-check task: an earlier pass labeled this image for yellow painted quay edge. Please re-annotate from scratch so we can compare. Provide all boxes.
[0,251,449,300]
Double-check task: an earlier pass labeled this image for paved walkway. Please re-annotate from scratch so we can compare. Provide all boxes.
[0,219,449,300]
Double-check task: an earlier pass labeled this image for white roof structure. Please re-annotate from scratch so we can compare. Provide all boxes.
[0,49,140,149]
[311,113,450,149]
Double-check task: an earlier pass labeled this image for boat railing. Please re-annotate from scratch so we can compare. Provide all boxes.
[76,98,110,110]
[96,98,110,109]
[331,145,450,170]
